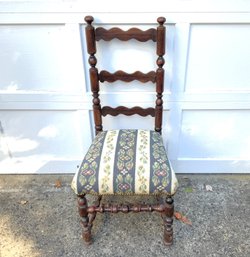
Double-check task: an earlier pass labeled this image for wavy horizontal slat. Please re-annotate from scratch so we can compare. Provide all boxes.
[95,27,157,42]
[99,70,156,83]
[101,106,155,117]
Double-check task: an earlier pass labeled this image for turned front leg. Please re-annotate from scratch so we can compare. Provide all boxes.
[162,197,174,245]
[88,195,102,228]
[77,194,92,245]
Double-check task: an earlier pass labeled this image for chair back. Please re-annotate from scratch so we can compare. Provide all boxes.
[84,16,166,134]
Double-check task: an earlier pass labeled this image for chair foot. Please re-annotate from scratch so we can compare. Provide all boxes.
[162,197,174,246]
[77,194,92,245]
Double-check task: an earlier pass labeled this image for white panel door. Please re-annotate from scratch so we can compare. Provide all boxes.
[168,23,250,173]
[0,21,92,173]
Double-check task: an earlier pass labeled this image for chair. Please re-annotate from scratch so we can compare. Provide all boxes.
[71,16,178,246]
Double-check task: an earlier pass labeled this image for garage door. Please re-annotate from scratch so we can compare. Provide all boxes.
[0,1,250,173]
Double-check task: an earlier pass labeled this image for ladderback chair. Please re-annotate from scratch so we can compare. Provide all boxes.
[71,16,178,246]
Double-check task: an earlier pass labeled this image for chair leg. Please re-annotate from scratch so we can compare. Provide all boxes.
[162,196,174,246]
[77,194,92,245]
[88,196,102,228]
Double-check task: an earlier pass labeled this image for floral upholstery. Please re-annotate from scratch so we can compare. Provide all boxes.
[71,129,178,196]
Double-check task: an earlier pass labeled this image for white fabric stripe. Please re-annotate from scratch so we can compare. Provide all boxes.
[170,161,178,195]
[71,172,78,194]
[98,130,119,194]
[135,130,150,194]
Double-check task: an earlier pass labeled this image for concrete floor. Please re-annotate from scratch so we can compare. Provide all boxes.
[0,174,249,257]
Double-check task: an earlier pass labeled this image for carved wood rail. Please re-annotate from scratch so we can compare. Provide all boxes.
[99,70,156,83]
[87,203,167,213]
[101,106,155,117]
[95,27,157,42]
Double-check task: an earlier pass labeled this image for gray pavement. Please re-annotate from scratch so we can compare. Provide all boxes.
[0,174,249,257]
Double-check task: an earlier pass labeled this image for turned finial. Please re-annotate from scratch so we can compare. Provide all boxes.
[157,17,166,25]
[85,15,94,25]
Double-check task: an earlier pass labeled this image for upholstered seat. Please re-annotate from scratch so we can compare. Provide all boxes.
[72,129,178,196]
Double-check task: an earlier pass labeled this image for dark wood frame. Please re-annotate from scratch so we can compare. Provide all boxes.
[77,16,174,246]
[85,15,165,135]
[78,194,174,246]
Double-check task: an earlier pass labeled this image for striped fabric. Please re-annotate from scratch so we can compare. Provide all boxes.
[71,129,178,196]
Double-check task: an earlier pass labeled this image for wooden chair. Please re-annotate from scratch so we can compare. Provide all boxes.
[71,16,178,246]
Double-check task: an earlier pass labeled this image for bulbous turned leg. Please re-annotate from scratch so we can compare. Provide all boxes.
[77,194,92,245]
[162,196,174,246]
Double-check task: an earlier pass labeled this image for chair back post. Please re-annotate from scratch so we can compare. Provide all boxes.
[155,17,166,134]
[85,16,103,134]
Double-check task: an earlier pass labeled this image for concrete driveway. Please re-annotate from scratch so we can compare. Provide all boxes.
[0,174,249,257]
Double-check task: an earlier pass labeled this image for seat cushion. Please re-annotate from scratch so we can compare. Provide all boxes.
[71,129,178,196]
